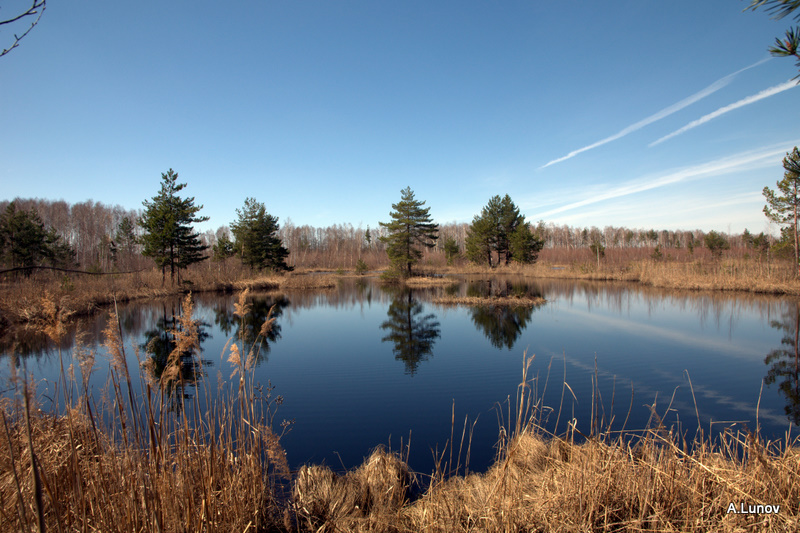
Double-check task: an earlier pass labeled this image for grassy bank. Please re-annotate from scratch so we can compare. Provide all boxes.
[0,265,337,331]
[294,429,800,532]
[431,295,546,306]
[431,255,800,295]
[2,291,799,531]
[3,251,798,333]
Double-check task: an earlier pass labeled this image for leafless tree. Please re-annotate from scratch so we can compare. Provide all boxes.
[1,1,46,58]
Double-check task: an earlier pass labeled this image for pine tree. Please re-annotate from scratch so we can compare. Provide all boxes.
[0,201,75,275]
[763,147,800,274]
[704,231,730,260]
[212,233,236,261]
[378,187,439,276]
[0,202,47,273]
[230,197,291,271]
[443,236,460,265]
[510,223,544,264]
[139,169,209,284]
[465,195,542,266]
[465,214,495,266]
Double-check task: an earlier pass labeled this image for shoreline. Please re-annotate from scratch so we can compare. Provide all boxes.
[5,379,798,532]
[2,258,799,333]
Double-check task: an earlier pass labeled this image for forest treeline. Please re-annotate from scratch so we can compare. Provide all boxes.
[0,196,778,274]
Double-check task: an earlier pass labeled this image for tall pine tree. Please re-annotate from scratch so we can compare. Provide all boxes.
[379,187,439,276]
[139,169,209,284]
[230,197,291,271]
[465,194,543,266]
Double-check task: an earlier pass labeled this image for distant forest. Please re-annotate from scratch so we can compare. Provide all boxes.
[0,197,779,274]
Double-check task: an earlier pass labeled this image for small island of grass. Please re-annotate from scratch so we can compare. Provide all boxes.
[431,294,546,306]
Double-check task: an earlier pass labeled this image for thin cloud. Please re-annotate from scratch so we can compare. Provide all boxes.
[650,80,799,146]
[540,58,769,169]
[536,142,798,218]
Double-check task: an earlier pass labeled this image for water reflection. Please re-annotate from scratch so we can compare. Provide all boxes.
[212,295,289,366]
[463,279,542,350]
[141,302,212,410]
[764,301,800,425]
[469,306,534,350]
[380,289,441,375]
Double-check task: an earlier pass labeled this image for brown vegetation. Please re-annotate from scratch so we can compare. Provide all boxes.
[402,276,459,287]
[1,291,292,531]
[3,296,799,532]
[431,295,546,306]
[0,263,345,332]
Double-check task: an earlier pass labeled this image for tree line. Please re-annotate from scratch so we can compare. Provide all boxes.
[4,148,800,280]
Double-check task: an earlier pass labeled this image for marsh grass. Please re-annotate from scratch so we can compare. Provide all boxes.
[3,292,800,532]
[0,267,342,332]
[402,276,459,287]
[292,354,800,532]
[526,252,800,294]
[430,295,546,306]
[431,251,800,295]
[1,290,291,532]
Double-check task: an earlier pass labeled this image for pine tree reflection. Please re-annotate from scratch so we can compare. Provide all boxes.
[380,289,440,375]
[469,305,534,350]
[213,295,288,365]
[141,302,211,410]
[464,279,541,350]
[764,301,800,425]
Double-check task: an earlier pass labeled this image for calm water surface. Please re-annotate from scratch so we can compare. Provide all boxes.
[2,276,798,475]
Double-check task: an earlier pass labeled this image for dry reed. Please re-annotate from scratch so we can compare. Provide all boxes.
[292,354,800,532]
[3,292,800,532]
[1,290,291,532]
[403,277,459,287]
[431,295,546,307]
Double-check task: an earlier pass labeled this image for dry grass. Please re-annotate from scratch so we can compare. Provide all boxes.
[524,251,800,295]
[279,273,338,290]
[431,295,546,306]
[4,291,800,532]
[434,254,800,295]
[403,276,459,287]
[1,290,291,532]
[0,265,343,332]
[293,446,414,533]
[292,354,800,532]
[395,429,800,532]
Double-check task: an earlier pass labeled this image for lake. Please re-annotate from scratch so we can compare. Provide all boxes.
[2,276,798,475]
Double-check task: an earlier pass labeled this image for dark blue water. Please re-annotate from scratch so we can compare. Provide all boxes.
[2,276,797,476]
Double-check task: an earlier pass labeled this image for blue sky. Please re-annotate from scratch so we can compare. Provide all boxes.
[2,0,799,235]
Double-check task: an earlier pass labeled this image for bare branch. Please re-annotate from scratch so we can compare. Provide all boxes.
[0,0,46,59]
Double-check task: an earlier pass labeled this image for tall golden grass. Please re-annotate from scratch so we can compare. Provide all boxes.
[3,292,800,532]
[0,264,341,332]
[293,354,800,532]
[1,290,292,531]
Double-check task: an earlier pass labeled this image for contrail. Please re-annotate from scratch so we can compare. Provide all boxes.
[649,79,799,146]
[536,142,798,218]
[540,58,770,169]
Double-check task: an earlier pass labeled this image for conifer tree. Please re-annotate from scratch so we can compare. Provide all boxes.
[465,194,543,266]
[443,236,460,265]
[0,201,75,275]
[0,201,48,273]
[379,187,439,276]
[230,197,291,271]
[139,169,209,284]
[764,147,800,274]
[465,214,495,266]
